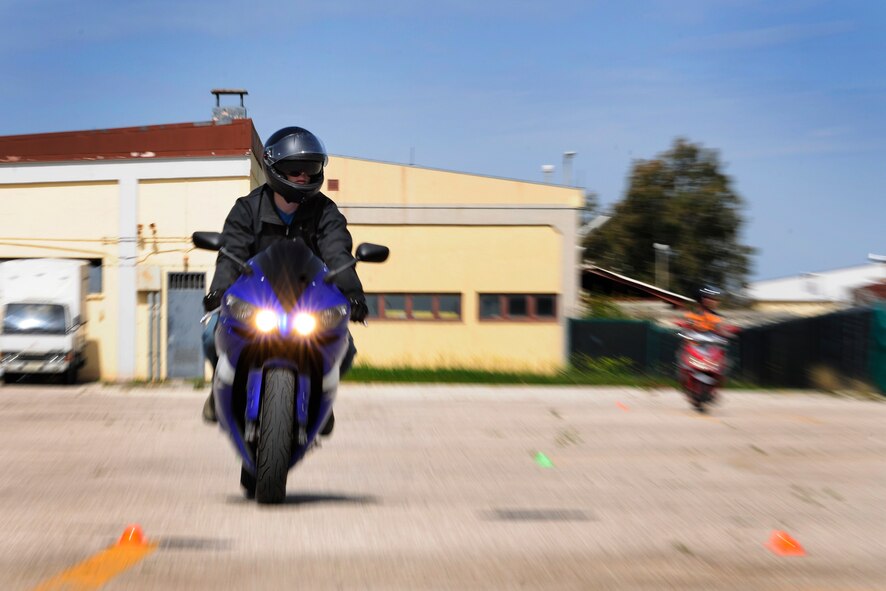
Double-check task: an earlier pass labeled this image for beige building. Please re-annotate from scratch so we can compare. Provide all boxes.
[0,118,582,381]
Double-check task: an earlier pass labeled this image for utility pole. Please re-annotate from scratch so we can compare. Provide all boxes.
[653,243,671,290]
[562,151,576,186]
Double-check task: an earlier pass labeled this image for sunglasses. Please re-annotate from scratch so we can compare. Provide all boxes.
[275,160,323,176]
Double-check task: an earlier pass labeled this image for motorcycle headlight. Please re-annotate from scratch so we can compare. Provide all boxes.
[687,356,717,371]
[293,312,317,336]
[255,310,279,333]
[226,295,279,333]
[289,305,346,337]
[225,294,256,324]
[318,304,348,332]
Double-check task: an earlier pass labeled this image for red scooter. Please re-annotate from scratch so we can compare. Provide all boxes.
[675,321,735,413]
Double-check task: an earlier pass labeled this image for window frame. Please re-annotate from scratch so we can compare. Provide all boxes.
[478,293,559,322]
[365,293,462,322]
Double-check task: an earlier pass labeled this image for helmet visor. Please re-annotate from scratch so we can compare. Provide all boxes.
[275,160,323,176]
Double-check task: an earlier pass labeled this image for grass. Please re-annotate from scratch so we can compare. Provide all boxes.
[344,360,676,388]
[344,356,772,390]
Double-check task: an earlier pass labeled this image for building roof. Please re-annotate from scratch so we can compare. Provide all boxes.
[747,263,886,303]
[854,280,886,305]
[0,118,263,164]
[581,264,694,307]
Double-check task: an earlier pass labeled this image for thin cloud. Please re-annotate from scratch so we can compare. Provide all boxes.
[671,20,855,52]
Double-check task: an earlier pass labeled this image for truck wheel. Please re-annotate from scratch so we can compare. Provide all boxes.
[254,368,295,504]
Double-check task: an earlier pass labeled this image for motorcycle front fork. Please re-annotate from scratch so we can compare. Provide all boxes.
[243,368,311,446]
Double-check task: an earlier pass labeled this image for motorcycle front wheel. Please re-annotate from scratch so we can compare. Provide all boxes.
[691,384,713,413]
[255,368,295,504]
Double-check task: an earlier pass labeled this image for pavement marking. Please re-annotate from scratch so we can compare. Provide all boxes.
[693,414,721,423]
[31,542,157,591]
[792,415,825,425]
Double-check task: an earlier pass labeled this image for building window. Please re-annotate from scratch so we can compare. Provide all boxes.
[365,293,462,321]
[383,294,407,319]
[438,294,461,320]
[479,294,558,321]
[327,179,340,191]
[87,259,103,294]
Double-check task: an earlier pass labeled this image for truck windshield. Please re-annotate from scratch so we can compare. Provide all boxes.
[3,303,67,335]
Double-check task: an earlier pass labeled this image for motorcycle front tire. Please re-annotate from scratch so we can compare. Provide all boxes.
[255,368,296,504]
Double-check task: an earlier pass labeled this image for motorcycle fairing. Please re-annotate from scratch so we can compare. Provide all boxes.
[210,240,350,474]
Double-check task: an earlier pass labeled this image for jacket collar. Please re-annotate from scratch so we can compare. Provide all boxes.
[258,185,285,226]
[258,184,320,226]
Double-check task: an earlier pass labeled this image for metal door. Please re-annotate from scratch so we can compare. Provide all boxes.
[167,272,206,379]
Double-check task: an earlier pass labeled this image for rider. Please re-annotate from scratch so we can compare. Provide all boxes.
[200,126,369,432]
[684,285,725,334]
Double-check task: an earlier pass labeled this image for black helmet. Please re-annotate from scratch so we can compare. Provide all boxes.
[262,126,328,204]
[697,285,722,303]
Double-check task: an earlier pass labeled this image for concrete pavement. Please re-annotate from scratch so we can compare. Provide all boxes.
[1,383,885,590]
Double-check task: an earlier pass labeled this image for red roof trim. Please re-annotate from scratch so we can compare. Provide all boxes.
[0,119,263,164]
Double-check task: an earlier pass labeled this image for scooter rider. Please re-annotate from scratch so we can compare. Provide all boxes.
[684,285,725,334]
[200,126,369,432]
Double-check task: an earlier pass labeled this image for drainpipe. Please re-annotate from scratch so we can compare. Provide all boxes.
[152,292,162,380]
[147,292,154,382]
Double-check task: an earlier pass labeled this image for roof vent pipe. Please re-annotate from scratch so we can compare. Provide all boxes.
[211,88,248,123]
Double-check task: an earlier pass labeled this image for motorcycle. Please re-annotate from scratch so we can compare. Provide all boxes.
[192,231,389,503]
[675,321,734,413]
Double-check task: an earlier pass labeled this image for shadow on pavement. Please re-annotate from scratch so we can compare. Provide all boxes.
[225,492,379,507]
[159,537,234,551]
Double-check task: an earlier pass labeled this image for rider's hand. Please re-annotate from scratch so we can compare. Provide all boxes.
[203,289,223,313]
[349,296,369,323]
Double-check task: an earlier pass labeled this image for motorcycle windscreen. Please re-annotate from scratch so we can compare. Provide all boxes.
[251,239,327,310]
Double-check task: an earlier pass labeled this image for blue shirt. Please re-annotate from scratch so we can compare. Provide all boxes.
[275,206,295,226]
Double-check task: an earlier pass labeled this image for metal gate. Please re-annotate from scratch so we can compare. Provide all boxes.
[167,272,206,379]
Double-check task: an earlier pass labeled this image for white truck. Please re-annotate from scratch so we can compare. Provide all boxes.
[0,259,89,384]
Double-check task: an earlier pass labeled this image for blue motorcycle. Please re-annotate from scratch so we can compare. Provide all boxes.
[192,232,389,504]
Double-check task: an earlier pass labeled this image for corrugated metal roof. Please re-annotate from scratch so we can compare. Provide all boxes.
[0,119,263,164]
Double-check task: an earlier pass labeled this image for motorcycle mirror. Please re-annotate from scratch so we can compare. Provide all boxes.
[193,231,222,251]
[192,231,252,275]
[324,243,389,284]
[355,243,389,263]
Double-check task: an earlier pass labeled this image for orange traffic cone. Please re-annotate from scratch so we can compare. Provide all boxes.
[117,524,148,546]
[765,530,805,557]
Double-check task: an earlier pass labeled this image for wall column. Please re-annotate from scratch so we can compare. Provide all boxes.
[117,176,138,381]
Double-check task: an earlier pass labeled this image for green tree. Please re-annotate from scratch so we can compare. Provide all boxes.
[583,138,754,297]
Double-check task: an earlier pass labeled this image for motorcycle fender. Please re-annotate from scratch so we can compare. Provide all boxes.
[694,372,717,385]
[322,355,343,392]
[321,335,349,392]
[246,368,263,422]
[214,352,236,387]
[297,373,310,431]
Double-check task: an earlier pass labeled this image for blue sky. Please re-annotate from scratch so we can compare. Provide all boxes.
[3,0,884,280]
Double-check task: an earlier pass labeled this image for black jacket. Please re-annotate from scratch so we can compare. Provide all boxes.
[208,184,364,300]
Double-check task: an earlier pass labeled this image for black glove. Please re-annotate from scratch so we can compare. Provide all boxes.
[349,296,369,322]
[203,289,223,313]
